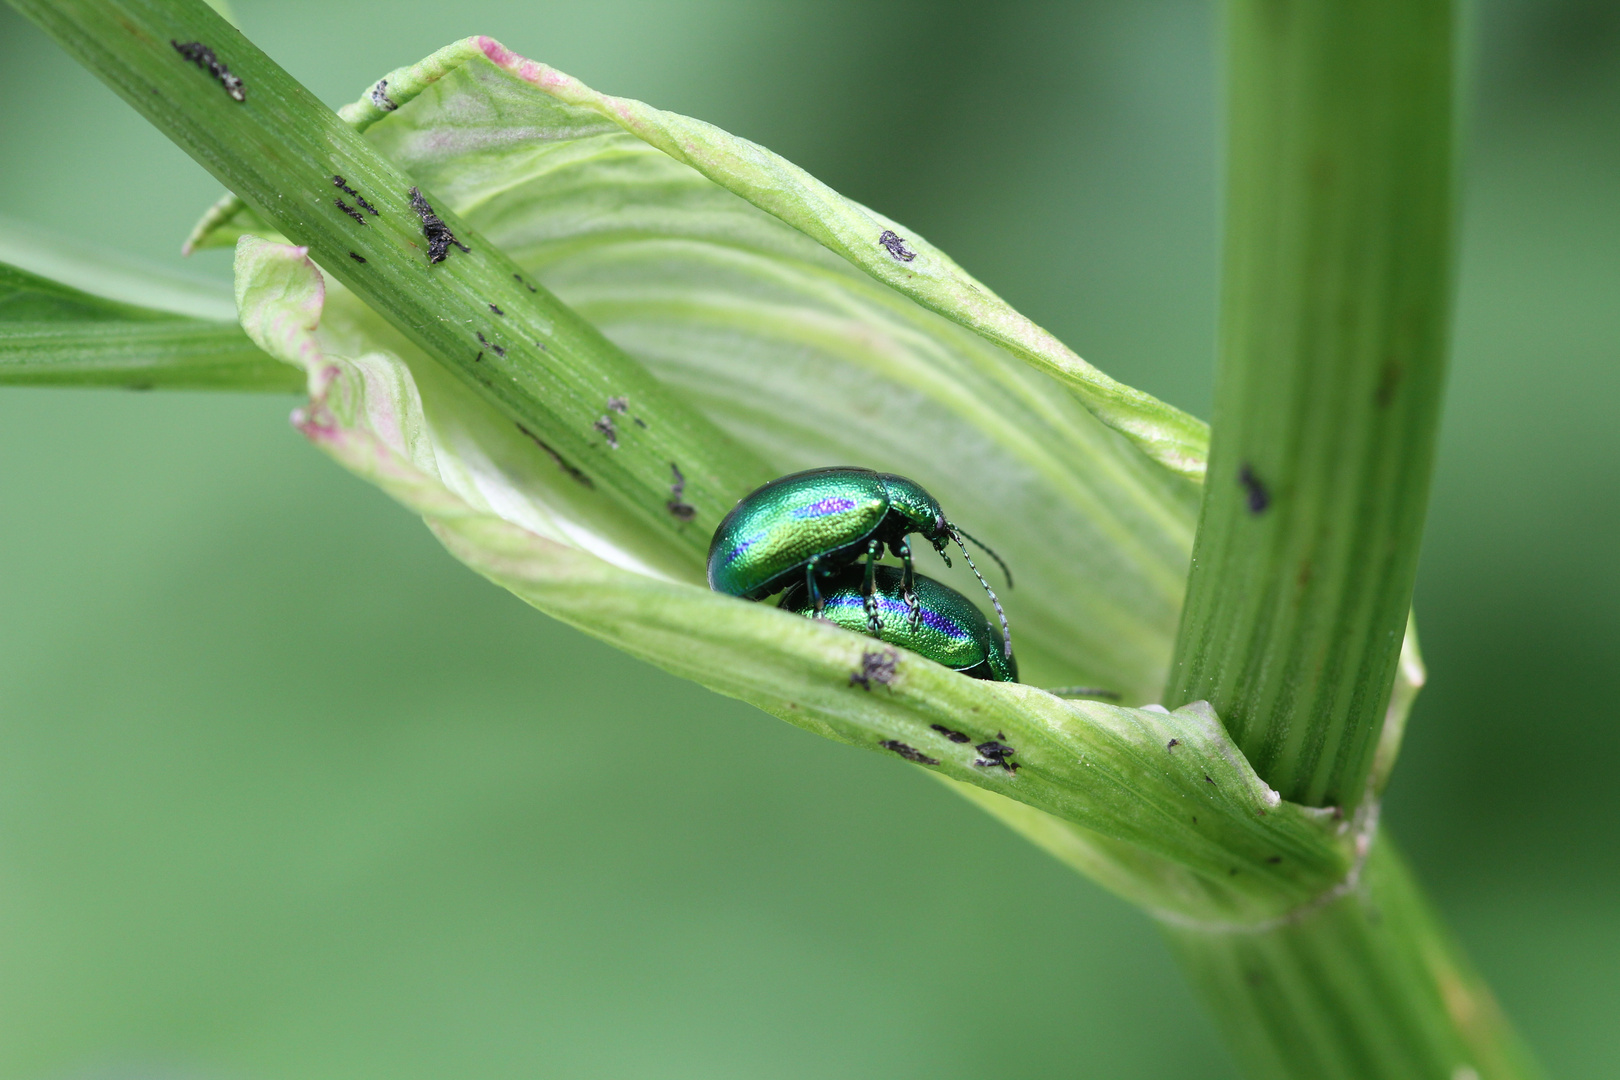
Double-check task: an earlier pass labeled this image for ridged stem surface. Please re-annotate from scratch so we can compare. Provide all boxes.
[1166,0,1455,810]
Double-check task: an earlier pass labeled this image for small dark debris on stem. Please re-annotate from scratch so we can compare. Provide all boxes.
[335,199,366,225]
[931,724,972,744]
[516,423,593,487]
[348,252,367,263]
[1239,463,1270,514]
[880,740,938,766]
[850,648,899,690]
[409,187,469,264]
[878,229,916,262]
[332,176,376,214]
[974,739,1018,773]
[667,462,696,521]
[170,40,245,102]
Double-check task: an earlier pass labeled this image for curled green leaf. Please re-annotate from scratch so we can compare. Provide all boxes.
[235,236,1354,924]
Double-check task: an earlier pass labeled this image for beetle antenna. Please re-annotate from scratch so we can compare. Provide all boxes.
[1044,686,1122,701]
[951,532,1012,659]
[950,525,1013,588]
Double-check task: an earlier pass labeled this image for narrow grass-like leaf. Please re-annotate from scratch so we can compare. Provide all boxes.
[0,223,297,390]
[11,0,778,569]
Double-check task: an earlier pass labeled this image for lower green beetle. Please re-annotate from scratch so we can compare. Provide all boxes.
[706,466,1012,658]
[778,564,1018,682]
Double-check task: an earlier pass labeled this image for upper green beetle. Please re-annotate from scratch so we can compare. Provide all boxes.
[706,466,1012,658]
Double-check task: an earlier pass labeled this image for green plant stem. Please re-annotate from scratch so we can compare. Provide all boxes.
[1161,840,1542,1080]
[1166,0,1455,810]
[8,0,774,564]
[1161,3,1540,1077]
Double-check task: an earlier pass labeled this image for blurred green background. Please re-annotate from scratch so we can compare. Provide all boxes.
[1,1,1615,1076]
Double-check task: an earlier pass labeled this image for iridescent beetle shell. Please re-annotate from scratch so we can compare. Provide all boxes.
[706,466,945,601]
[779,565,1018,682]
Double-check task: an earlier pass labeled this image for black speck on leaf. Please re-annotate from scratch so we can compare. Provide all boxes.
[878,229,916,262]
[1239,463,1270,514]
[170,40,245,102]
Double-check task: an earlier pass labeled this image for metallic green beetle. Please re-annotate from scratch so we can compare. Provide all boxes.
[706,466,1012,657]
[779,564,1018,682]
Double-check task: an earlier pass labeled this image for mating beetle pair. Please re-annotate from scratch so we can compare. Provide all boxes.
[707,467,1016,681]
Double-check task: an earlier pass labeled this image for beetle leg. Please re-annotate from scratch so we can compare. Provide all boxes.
[896,539,920,627]
[862,539,882,637]
[806,555,825,617]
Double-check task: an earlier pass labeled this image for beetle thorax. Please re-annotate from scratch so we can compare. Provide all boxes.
[876,473,947,540]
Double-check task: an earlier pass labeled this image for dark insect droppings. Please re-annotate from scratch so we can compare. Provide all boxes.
[667,462,696,520]
[370,79,398,112]
[879,740,939,766]
[348,251,367,263]
[516,423,594,488]
[878,229,917,262]
[170,40,245,102]
[334,198,367,225]
[409,187,469,264]
[974,739,1019,773]
[930,724,972,744]
[850,648,899,690]
[1239,463,1270,514]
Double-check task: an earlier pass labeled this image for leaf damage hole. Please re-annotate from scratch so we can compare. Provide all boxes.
[170,40,245,102]
[516,423,593,488]
[409,187,469,264]
[879,739,938,766]
[878,229,916,262]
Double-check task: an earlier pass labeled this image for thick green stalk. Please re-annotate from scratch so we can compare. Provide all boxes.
[1163,842,1542,1080]
[1166,0,1455,810]
[1161,4,1540,1077]
[8,0,774,563]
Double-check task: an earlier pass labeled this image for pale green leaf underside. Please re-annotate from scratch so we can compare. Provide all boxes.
[197,41,1203,693]
[189,36,1209,481]
[237,235,1352,925]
